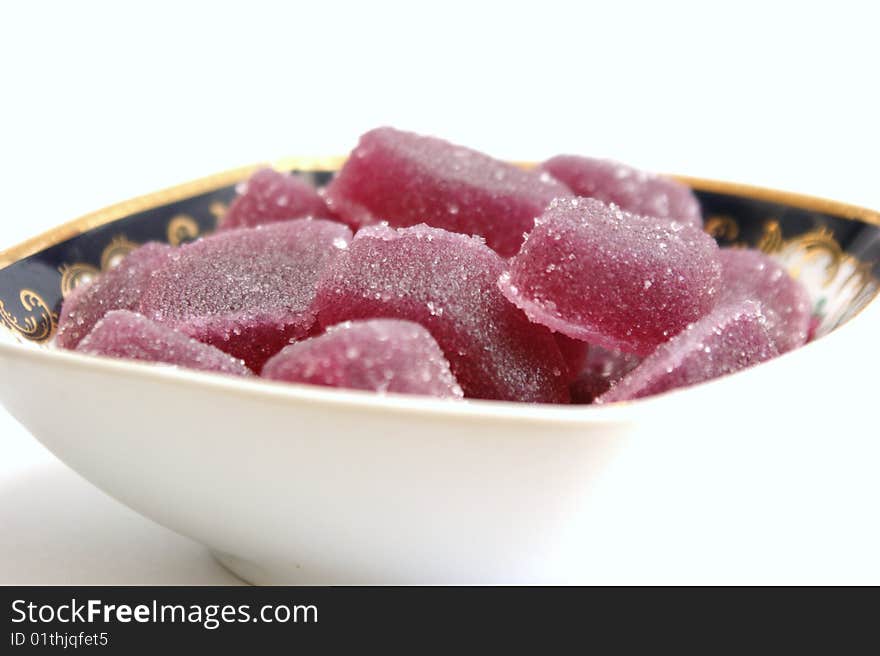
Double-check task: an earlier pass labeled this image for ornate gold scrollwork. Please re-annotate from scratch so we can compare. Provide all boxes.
[59,235,140,299]
[167,214,201,247]
[209,201,227,225]
[0,289,57,343]
[709,218,879,332]
[100,235,140,270]
[59,262,100,298]
[704,215,740,242]
[756,219,784,254]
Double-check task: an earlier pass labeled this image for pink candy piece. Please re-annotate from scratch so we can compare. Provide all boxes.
[56,242,172,349]
[540,155,702,227]
[324,127,571,256]
[500,198,722,356]
[76,310,252,376]
[569,346,642,404]
[219,168,336,230]
[717,248,811,353]
[807,314,821,342]
[262,319,463,398]
[141,219,352,372]
[597,300,778,403]
[553,334,590,380]
[314,224,569,403]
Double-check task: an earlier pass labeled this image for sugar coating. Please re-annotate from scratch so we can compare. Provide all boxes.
[220,168,336,230]
[314,224,569,403]
[717,248,811,353]
[597,300,779,403]
[324,127,571,256]
[76,310,252,376]
[56,242,172,349]
[569,346,642,404]
[500,198,722,356]
[141,219,352,372]
[262,319,463,398]
[540,155,702,227]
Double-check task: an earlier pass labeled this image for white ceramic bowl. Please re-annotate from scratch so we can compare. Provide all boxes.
[1,161,878,583]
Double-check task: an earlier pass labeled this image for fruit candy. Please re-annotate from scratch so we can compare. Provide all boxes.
[553,334,590,380]
[717,248,811,352]
[597,300,778,402]
[500,198,722,356]
[569,346,642,404]
[220,168,335,230]
[262,319,463,398]
[540,155,702,227]
[141,219,352,371]
[76,310,252,376]
[56,242,172,349]
[324,127,570,256]
[314,224,569,403]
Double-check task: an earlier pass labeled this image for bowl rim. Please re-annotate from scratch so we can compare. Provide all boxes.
[1,156,879,270]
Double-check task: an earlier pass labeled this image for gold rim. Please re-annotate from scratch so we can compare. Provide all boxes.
[0,156,877,269]
[675,175,880,227]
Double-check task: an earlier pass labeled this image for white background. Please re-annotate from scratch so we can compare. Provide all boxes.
[0,1,878,583]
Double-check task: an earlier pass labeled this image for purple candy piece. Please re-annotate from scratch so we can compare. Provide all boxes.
[314,224,570,403]
[56,242,172,349]
[597,300,779,403]
[262,319,463,398]
[141,219,352,372]
[717,248,811,353]
[76,310,252,376]
[553,333,590,380]
[569,346,642,404]
[540,155,702,227]
[220,168,337,231]
[324,127,571,256]
[500,198,722,356]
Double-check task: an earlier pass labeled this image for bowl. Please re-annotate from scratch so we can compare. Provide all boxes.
[1,159,878,584]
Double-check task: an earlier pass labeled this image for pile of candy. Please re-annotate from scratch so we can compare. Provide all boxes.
[57,127,812,403]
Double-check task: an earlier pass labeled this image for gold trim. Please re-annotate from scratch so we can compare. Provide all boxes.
[0,156,877,270]
[674,175,880,227]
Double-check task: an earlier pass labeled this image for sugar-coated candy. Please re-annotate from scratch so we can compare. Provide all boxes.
[569,346,641,404]
[56,242,172,349]
[324,127,571,256]
[553,334,590,380]
[500,198,722,356]
[262,319,463,398]
[76,310,252,376]
[219,168,335,230]
[540,155,702,227]
[597,300,778,403]
[314,224,569,403]
[141,219,352,371]
[717,248,811,353]
[807,315,821,342]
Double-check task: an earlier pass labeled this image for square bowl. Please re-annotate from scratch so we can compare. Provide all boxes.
[1,159,878,583]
